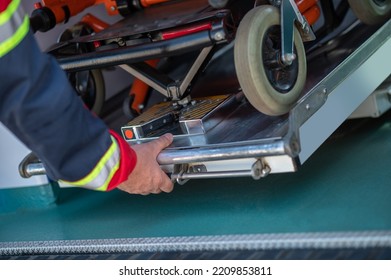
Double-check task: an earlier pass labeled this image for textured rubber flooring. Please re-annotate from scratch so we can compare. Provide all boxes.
[2,248,391,260]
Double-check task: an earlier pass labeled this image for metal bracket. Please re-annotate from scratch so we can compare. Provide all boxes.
[280,0,316,65]
[284,85,328,157]
[251,159,271,180]
[172,164,190,185]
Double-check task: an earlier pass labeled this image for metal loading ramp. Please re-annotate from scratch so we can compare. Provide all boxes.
[119,19,391,184]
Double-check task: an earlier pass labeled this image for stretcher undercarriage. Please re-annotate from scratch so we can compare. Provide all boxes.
[20,17,391,184]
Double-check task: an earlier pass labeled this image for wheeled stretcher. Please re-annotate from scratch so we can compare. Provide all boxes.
[20,0,391,183]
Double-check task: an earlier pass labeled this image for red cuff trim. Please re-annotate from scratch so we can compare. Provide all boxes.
[106,130,137,191]
[0,0,12,13]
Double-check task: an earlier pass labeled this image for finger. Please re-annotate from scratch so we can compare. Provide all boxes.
[150,133,173,153]
[150,184,162,194]
[152,189,162,194]
[159,172,174,193]
[140,192,150,196]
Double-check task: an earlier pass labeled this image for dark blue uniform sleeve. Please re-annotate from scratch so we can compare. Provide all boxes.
[0,30,112,182]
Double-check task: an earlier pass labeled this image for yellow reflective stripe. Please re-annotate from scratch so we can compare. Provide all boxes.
[0,0,20,26]
[0,15,29,57]
[66,139,117,185]
[96,161,120,191]
[61,137,119,188]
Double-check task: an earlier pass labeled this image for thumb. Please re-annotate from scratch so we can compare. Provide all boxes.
[150,133,173,153]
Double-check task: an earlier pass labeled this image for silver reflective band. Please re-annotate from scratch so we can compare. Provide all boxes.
[0,0,25,43]
[60,136,121,191]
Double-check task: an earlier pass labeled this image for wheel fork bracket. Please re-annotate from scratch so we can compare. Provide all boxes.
[280,0,316,65]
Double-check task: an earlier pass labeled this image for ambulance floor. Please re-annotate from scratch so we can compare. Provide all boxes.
[1,109,391,258]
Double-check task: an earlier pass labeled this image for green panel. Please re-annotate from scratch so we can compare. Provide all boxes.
[0,115,391,242]
[0,184,58,213]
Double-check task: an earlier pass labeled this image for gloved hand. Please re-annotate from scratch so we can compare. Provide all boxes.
[117,133,174,195]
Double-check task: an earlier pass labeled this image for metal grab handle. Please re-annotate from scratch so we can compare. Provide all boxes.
[18,153,46,178]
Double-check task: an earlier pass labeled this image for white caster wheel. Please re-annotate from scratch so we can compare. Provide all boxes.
[234,5,306,116]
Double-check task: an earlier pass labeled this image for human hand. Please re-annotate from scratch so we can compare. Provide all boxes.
[117,133,174,195]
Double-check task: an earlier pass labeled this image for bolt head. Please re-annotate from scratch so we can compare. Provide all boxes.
[78,85,84,92]
[214,31,225,41]
[281,53,296,65]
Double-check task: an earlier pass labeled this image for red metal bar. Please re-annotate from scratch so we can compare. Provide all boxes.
[162,22,213,40]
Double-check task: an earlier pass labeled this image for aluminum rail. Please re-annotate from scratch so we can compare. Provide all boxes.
[157,138,286,165]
